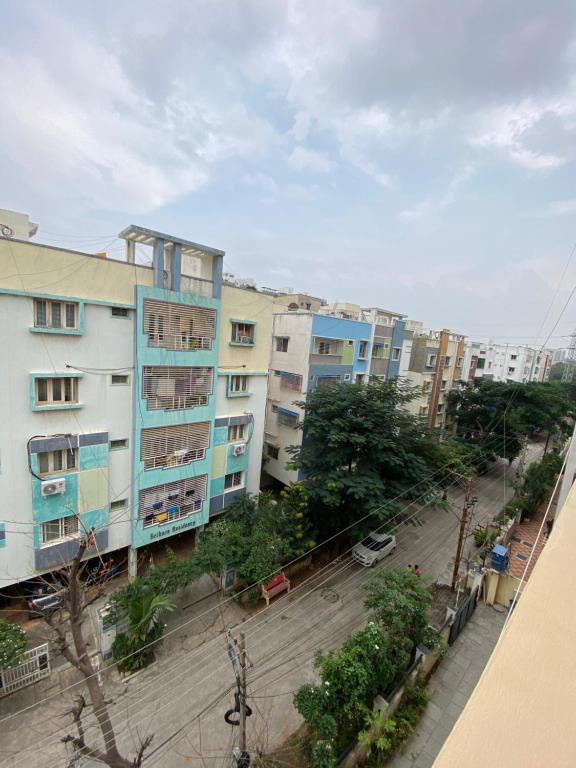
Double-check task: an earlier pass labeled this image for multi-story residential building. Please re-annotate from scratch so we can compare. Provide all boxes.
[264,311,372,485]
[462,340,552,384]
[272,291,325,313]
[0,212,272,586]
[406,329,466,429]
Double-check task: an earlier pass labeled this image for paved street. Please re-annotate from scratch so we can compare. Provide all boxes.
[387,602,506,768]
[0,444,542,767]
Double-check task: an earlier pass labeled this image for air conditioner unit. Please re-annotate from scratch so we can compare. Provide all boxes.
[41,478,66,496]
[343,374,351,382]
[233,444,246,456]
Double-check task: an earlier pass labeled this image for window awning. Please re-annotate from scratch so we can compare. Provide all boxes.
[277,406,299,417]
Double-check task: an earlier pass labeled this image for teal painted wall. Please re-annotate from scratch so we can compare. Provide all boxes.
[213,426,229,446]
[79,444,108,470]
[211,476,225,497]
[131,284,221,548]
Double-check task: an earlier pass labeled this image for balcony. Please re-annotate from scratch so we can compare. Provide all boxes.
[139,475,207,528]
[141,422,210,470]
[142,366,213,411]
[179,275,213,297]
[143,298,216,352]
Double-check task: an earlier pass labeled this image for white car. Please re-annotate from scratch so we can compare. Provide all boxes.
[351,532,397,567]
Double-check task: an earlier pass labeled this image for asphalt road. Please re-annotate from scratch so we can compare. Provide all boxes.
[1,442,543,768]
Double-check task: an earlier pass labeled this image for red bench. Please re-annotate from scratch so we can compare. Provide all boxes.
[261,572,291,606]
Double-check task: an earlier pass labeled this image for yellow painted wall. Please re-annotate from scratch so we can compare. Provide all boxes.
[0,239,152,304]
[211,444,228,477]
[219,285,274,372]
[78,469,109,514]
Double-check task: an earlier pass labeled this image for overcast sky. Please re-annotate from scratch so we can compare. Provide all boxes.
[2,1,576,346]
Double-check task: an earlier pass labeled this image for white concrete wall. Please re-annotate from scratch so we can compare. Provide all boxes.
[265,313,312,485]
[214,374,268,495]
[0,295,134,585]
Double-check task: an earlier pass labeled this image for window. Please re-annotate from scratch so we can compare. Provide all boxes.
[224,471,243,490]
[276,337,289,352]
[271,404,279,413]
[426,354,437,368]
[437,403,444,413]
[110,498,128,512]
[231,322,255,345]
[35,377,78,406]
[457,357,464,367]
[356,374,366,384]
[305,303,311,310]
[392,347,401,361]
[440,380,447,391]
[111,307,129,317]
[510,354,517,360]
[38,448,77,476]
[316,375,339,389]
[279,372,302,392]
[508,367,516,374]
[358,341,368,359]
[228,424,246,442]
[273,370,281,377]
[372,343,385,359]
[314,338,343,356]
[278,411,299,428]
[266,444,279,460]
[230,375,249,394]
[444,356,451,368]
[34,299,78,330]
[41,514,79,545]
[110,439,128,450]
[111,374,129,385]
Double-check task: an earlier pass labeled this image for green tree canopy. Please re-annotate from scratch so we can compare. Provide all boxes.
[0,620,27,669]
[287,379,447,535]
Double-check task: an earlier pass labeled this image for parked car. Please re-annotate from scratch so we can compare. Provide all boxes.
[351,532,396,567]
[25,583,65,620]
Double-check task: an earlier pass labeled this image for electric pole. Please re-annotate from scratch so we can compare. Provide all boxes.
[239,632,248,761]
[451,477,474,592]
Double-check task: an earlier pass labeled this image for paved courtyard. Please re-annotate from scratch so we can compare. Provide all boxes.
[388,602,506,768]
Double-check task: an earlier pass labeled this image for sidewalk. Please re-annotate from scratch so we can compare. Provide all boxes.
[388,602,506,768]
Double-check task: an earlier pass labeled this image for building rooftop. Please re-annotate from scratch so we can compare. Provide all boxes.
[433,481,576,768]
[118,224,225,259]
[507,495,557,580]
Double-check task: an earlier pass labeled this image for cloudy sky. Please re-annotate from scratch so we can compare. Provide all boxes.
[2,0,576,345]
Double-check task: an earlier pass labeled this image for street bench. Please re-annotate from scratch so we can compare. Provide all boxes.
[261,572,291,606]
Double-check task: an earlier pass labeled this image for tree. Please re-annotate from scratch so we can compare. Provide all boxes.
[112,584,175,673]
[287,379,446,536]
[448,380,572,462]
[45,538,153,768]
[364,568,431,673]
[0,619,27,669]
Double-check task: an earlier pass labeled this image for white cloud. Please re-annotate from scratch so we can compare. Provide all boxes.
[244,172,278,194]
[400,166,475,221]
[287,145,335,173]
[290,111,312,142]
[471,97,576,170]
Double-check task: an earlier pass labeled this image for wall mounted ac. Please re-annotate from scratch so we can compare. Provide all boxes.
[41,478,66,496]
[233,444,246,456]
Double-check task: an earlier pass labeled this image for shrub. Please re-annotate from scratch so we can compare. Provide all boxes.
[0,620,27,669]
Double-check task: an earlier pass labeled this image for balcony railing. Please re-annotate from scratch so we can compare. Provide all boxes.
[180,275,214,297]
[144,448,206,471]
[142,498,203,528]
[146,393,209,411]
[147,333,212,351]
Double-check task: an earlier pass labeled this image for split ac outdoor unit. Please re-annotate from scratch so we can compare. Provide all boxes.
[233,444,246,456]
[41,478,66,496]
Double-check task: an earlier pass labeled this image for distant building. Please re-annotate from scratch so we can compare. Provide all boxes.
[461,340,552,384]
[406,329,466,429]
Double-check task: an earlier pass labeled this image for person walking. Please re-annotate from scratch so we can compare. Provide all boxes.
[414,564,422,578]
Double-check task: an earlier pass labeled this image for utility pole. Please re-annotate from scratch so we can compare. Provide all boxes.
[239,632,248,761]
[451,477,474,592]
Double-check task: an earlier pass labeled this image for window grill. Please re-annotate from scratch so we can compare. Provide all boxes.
[139,475,207,528]
[278,412,299,428]
[141,422,210,470]
[279,372,302,392]
[143,298,216,351]
[231,322,255,344]
[142,366,213,410]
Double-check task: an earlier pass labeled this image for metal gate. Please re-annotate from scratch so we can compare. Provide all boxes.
[0,643,50,695]
[449,587,479,645]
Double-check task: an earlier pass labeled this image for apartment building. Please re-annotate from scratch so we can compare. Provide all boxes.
[406,329,466,429]
[462,340,552,384]
[264,311,372,485]
[0,212,272,586]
